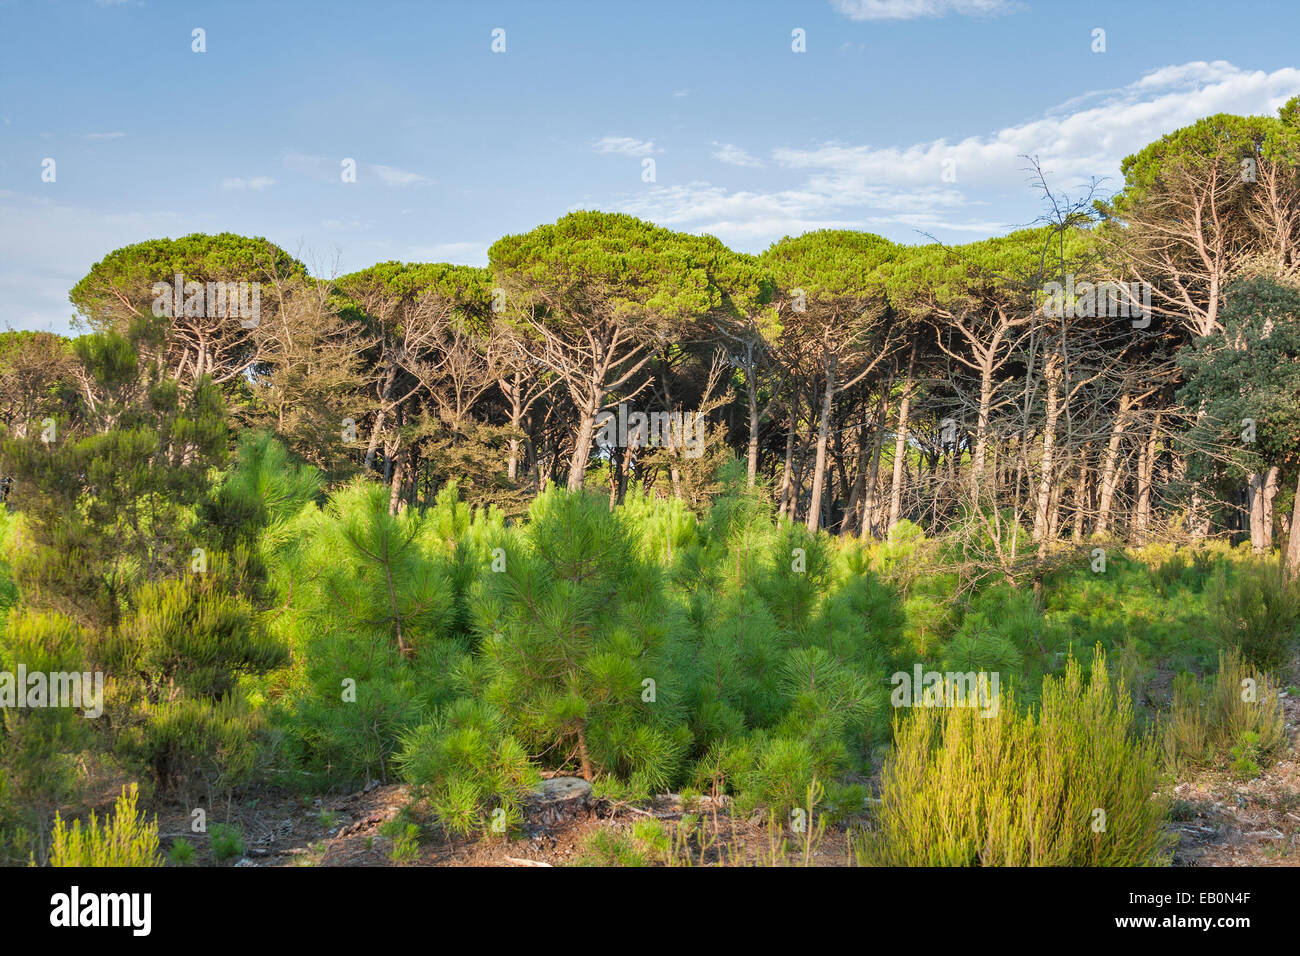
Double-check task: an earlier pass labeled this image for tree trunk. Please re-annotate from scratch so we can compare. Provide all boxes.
[860,406,886,539]
[1032,356,1063,543]
[1248,472,1266,553]
[1095,392,1133,536]
[1071,463,1089,543]
[576,723,594,781]
[777,403,798,520]
[746,374,761,488]
[1263,465,1280,550]
[971,359,993,492]
[888,347,917,534]
[388,441,407,515]
[365,366,397,471]
[566,399,601,492]
[1132,412,1161,543]
[806,354,837,532]
[1285,469,1300,581]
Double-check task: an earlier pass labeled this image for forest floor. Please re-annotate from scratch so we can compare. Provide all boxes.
[147,687,1300,868]
[154,780,857,867]
[146,668,1300,868]
[1166,687,1300,867]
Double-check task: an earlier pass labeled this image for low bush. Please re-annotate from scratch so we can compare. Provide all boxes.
[863,649,1171,866]
[46,784,162,868]
[1205,558,1300,671]
[1162,649,1284,773]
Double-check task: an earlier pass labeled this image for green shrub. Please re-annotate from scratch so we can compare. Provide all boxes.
[46,784,162,867]
[395,698,539,838]
[1229,731,1263,781]
[572,828,649,867]
[1162,650,1284,772]
[631,818,672,863]
[1206,559,1300,670]
[210,823,244,861]
[167,837,196,866]
[863,648,1171,866]
[390,822,420,864]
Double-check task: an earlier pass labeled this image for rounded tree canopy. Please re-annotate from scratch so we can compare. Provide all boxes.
[337,261,491,304]
[488,210,724,327]
[1107,108,1289,219]
[884,226,1094,311]
[760,229,898,305]
[70,233,307,325]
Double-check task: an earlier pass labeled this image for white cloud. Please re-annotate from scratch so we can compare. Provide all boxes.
[0,196,191,332]
[221,176,276,190]
[84,131,127,140]
[712,143,763,168]
[592,136,657,157]
[284,153,429,186]
[370,164,431,187]
[607,61,1300,249]
[830,0,1017,20]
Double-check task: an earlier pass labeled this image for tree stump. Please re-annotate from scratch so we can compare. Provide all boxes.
[524,777,592,828]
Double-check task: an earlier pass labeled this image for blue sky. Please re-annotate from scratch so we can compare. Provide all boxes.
[2,0,1299,332]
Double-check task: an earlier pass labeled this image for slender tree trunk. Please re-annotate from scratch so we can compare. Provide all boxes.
[566,398,602,492]
[1132,412,1161,542]
[576,723,594,781]
[388,442,407,515]
[777,402,798,520]
[1072,463,1089,543]
[806,354,837,532]
[746,376,761,488]
[1248,472,1266,553]
[1095,392,1132,535]
[1285,469,1300,581]
[365,366,397,471]
[1032,357,1063,543]
[860,407,887,539]
[888,348,917,534]
[971,359,994,492]
[1263,466,1280,550]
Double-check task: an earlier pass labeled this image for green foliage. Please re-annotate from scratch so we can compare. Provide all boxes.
[0,611,91,825]
[396,697,539,837]
[268,481,461,787]
[389,823,420,864]
[209,823,244,861]
[865,649,1172,866]
[46,784,162,868]
[167,837,196,865]
[1178,278,1300,496]
[1229,731,1263,782]
[473,488,686,790]
[1205,559,1300,671]
[571,828,650,867]
[1162,649,1284,772]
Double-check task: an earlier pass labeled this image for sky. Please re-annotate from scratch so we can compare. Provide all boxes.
[1,0,1299,332]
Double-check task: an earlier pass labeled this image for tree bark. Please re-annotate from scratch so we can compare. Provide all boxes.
[1285,469,1300,581]
[888,347,917,534]
[806,353,837,532]
[1132,412,1161,543]
[1095,392,1133,536]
